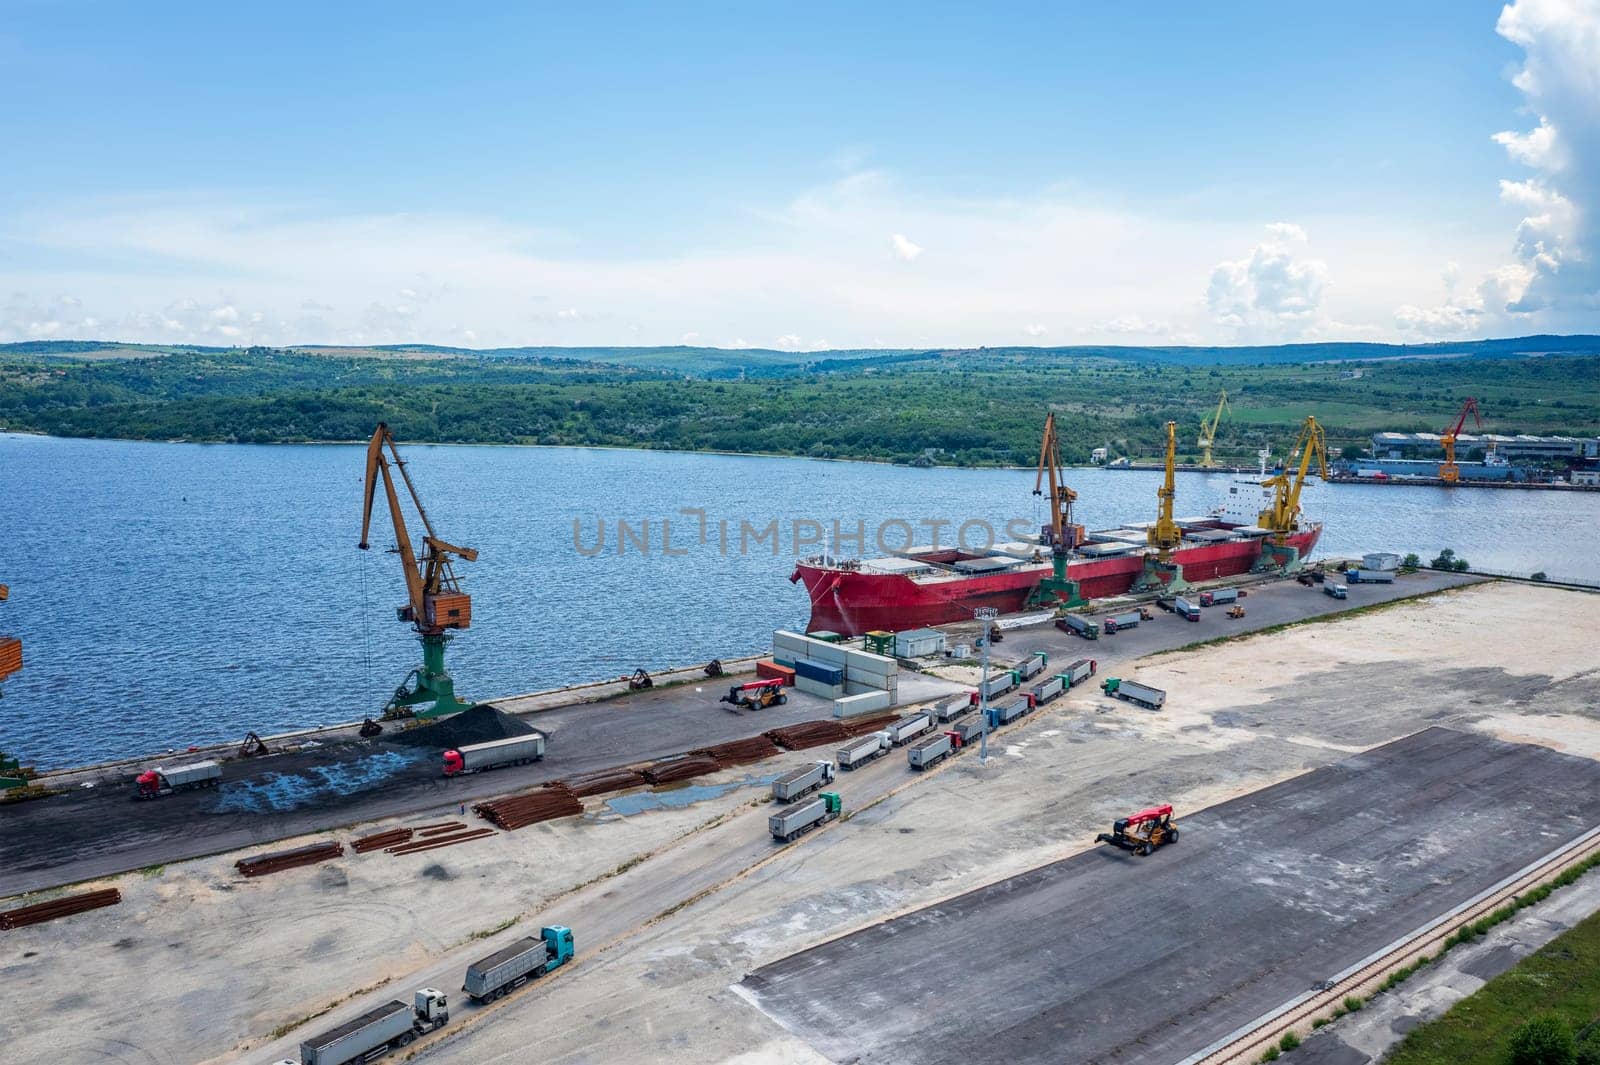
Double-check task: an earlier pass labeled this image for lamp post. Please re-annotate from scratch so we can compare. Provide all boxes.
[974,607,997,763]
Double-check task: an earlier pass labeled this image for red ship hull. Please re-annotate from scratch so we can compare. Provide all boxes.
[791,526,1321,635]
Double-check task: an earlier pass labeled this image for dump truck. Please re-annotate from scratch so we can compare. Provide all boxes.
[1324,582,1348,599]
[442,733,545,777]
[1030,675,1065,705]
[769,792,841,841]
[1013,652,1047,680]
[1056,614,1099,639]
[771,760,835,803]
[933,692,976,723]
[837,733,888,770]
[989,696,1033,726]
[1199,588,1239,607]
[882,713,934,746]
[463,926,575,1003]
[1060,658,1097,689]
[949,720,985,747]
[1347,569,1395,584]
[1102,611,1141,634]
[980,671,1015,700]
[134,759,221,799]
[300,989,450,1065]
[907,731,953,770]
[1173,597,1201,622]
[1101,677,1166,710]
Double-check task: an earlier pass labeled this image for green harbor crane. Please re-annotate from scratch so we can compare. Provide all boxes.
[1197,390,1229,468]
[359,424,479,719]
[1027,412,1086,609]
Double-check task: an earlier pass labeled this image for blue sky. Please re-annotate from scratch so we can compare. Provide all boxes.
[3,1,1596,349]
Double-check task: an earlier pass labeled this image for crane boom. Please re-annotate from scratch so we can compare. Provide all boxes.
[1438,397,1482,485]
[1147,421,1182,559]
[1258,415,1328,542]
[1033,413,1081,553]
[1197,390,1229,468]
[358,423,478,719]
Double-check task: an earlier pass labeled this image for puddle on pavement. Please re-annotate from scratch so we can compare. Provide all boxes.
[604,773,779,816]
[212,749,427,813]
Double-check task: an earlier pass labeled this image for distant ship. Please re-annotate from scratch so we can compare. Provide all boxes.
[791,457,1321,635]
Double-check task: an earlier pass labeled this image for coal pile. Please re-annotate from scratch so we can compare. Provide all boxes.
[556,767,646,798]
[694,735,781,766]
[642,754,721,785]
[842,713,898,736]
[385,704,538,750]
[475,784,584,830]
[2,888,121,930]
[766,720,850,750]
[236,841,344,877]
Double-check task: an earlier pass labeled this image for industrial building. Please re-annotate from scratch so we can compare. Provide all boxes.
[1369,431,1600,462]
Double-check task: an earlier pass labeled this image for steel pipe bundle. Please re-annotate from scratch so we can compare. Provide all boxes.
[351,828,413,853]
[841,713,898,736]
[386,827,496,855]
[694,735,781,766]
[474,785,583,830]
[235,841,344,877]
[555,767,646,798]
[765,720,851,750]
[642,754,721,785]
[417,822,467,837]
[1,888,121,930]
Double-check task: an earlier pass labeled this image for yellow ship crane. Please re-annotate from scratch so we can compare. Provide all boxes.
[1197,390,1229,468]
[1439,397,1482,485]
[359,423,479,719]
[1256,415,1327,573]
[1133,420,1191,593]
[1026,412,1087,609]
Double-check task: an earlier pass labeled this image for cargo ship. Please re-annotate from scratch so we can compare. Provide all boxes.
[790,467,1321,635]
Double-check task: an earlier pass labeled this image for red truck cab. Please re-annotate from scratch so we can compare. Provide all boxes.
[442,750,467,776]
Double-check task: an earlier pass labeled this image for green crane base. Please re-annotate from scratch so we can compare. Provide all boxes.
[1028,555,1086,610]
[1254,542,1304,575]
[383,633,474,720]
[1132,554,1190,594]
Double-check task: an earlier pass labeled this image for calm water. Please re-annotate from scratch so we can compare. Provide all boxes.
[3,433,1594,767]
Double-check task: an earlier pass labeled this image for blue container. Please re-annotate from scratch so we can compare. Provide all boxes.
[793,658,844,686]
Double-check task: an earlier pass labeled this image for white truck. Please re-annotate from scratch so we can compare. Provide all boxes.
[906,732,953,770]
[771,760,835,802]
[1060,658,1097,689]
[442,733,545,777]
[299,989,449,1065]
[837,733,889,770]
[1347,569,1395,584]
[134,759,221,800]
[881,712,934,747]
[769,793,841,841]
[1101,677,1167,710]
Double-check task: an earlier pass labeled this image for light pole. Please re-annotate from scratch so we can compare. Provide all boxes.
[974,607,997,763]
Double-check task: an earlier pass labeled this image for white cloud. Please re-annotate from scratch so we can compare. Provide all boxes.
[1101,314,1170,335]
[1206,225,1328,336]
[1023,323,1048,337]
[681,331,700,343]
[775,334,802,349]
[889,233,924,261]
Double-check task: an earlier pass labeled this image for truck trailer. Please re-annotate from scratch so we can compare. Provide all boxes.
[980,671,1015,699]
[837,734,888,770]
[1347,569,1395,584]
[769,793,841,841]
[442,733,546,777]
[882,712,934,746]
[300,989,449,1065]
[933,693,976,723]
[1013,652,1047,680]
[1199,588,1239,606]
[1102,611,1141,633]
[949,719,985,746]
[1060,658,1097,689]
[1173,597,1201,622]
[135,759,221,799]
[907,732,953,770]
[1101,677,1167,710]
[1056,614,1099,639]
[463,926,575,1003]
[1030,675,1065,705]
[771,760,835,802]
[989,697,1032,726]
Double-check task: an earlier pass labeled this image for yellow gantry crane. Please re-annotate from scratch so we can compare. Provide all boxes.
[359,423,480,719]
[1027,412,1087,608]
[1256,415,1328,572]
[1197,390,1230,468]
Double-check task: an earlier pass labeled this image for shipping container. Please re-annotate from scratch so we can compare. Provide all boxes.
[1363,552,1401,571]
[894,628,947,658]
[833,690,892,718]
[793,658,845,686]
[755,660,796,685]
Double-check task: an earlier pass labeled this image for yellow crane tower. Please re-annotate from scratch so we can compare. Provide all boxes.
[1256,415,1328,573]
[1133,421,1190,592]
[359,423,480,719]
[1197,390,1229,468]
[1026,412,1087,609]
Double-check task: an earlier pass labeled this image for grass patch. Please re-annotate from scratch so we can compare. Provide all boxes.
[1384,906,1600,1065]
[470,916,519,940]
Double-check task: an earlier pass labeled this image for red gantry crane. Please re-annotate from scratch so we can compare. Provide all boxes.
[359,424,479,719]
[1439,398,1482,485]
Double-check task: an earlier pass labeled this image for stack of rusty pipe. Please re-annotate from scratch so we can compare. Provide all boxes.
[386,826,495,855]
[474,784,583,830]
[2,888,121,929]
[693,735,781,766]
[235,841,344,877]
[556,767,646,798]
[641,753,721,785]
[351,827,414,853]
[765,720,851,750]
